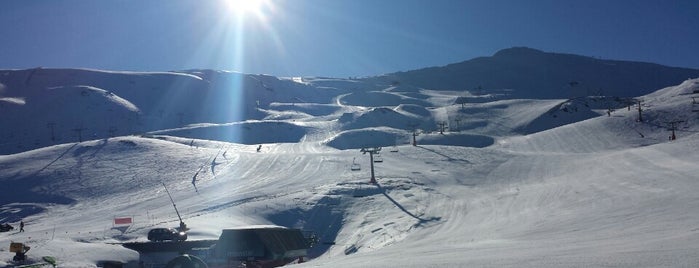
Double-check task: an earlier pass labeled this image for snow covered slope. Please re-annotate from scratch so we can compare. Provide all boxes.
[0,68,344,154]
[3,52,698,155]
[1,64,698,268]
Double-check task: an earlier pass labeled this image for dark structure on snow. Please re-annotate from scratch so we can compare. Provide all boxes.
[123,225,310,268]
[208,226,309,267]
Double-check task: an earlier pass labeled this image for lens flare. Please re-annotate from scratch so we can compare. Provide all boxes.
[224,0,268,20]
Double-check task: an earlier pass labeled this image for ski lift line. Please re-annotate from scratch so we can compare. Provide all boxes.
[192,144,227,186]
[636,119,681,130]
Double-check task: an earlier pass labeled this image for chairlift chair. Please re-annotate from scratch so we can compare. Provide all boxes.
[350,157,361,171]
[373,155,383,163]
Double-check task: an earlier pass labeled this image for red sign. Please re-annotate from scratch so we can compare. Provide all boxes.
[114,217,133,225]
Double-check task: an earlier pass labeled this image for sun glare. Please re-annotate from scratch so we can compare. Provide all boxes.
[212,0,283,77]
[224,0,268,19]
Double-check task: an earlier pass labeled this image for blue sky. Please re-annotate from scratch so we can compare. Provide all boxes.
[1,0,698,77]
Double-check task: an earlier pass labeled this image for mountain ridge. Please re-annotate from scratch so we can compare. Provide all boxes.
[2,48,698,155]
[373,47,699,98]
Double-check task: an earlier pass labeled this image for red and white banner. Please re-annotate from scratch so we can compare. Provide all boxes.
[114,217,133,225]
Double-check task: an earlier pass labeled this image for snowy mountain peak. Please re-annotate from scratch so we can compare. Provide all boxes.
[375,47,699,99]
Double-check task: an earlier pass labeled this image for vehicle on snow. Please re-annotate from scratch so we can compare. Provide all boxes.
[0,223,14,232]
[147,227,187,242]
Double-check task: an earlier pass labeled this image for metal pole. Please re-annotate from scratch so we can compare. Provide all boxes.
[361,147,381,184]
[162,183,185,230]
[369,152,376,184]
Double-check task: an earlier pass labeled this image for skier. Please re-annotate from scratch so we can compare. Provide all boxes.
[19,220,24,232]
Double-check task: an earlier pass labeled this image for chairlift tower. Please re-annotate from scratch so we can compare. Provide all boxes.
[666,120,685,141]
[360,147,381,184]
[437,122,448,134]
[407,123,420,146]
[72,127,86,142]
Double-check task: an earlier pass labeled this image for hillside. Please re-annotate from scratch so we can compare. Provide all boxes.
[371,47,699,98]
[1,49,699,267]
[0,76,697,267]
[0,68,345,154]
[4,49,698,155]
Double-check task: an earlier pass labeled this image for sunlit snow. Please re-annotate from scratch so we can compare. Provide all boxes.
[1,66,698,267]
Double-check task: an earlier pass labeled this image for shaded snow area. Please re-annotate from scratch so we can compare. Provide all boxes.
[1,67,699,267]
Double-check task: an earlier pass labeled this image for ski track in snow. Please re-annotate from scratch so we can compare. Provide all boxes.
[1,71,698,267]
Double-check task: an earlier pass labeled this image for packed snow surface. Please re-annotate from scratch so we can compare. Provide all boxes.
[1,68,699,267]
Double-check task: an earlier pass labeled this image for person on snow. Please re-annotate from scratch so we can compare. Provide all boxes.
[19,220,24,232]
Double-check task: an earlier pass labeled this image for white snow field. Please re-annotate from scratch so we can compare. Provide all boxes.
[1,67,698,267]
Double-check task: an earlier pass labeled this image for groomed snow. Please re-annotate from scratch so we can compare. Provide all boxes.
[1,69,698,267]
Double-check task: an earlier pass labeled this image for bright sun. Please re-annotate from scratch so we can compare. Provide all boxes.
[224,0,268,18]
